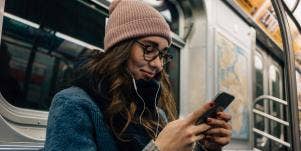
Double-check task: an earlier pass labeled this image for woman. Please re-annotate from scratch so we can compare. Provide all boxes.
[44,0,232,151]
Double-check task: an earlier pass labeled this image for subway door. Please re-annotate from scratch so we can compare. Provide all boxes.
[253,47,287,150]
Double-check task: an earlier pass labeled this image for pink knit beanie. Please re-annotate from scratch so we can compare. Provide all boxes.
[104,0,172,51]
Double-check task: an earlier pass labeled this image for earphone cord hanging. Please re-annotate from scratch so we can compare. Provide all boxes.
[132,78,161,138]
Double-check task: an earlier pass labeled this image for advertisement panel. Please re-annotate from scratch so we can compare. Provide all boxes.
[235,0,301,54]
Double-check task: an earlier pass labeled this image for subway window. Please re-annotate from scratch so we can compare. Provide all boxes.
[1,0,106,111]
[156,1,180,34]
[253,51,265,149]
[0,15,98,111]
[269,65,285,150]
[254,52,264,99]
[165,45,180,111]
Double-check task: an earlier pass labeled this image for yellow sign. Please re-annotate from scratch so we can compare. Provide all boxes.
[254,2,282,47]
[235,0,265,15]
[235,0,301,68]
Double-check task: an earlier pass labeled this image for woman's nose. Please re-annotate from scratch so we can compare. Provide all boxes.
[149,56,163,71]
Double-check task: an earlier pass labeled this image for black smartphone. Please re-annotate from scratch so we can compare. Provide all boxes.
[195,92,235,125]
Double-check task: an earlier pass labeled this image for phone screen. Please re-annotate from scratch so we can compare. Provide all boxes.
[195,92,235,125]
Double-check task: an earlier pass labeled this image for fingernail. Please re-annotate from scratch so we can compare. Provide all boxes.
[207,118,212,123]
[217,112,222,116]
[209,102,215,107]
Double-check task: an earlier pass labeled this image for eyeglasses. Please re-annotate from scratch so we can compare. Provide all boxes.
[135,40,173,65]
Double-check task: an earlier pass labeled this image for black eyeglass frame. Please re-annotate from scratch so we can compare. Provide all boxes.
[135,40,173,65]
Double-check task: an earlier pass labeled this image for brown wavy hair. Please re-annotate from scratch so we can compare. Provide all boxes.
[74,39,177,140]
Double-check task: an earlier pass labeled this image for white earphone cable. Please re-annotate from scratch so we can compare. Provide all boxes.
[132,77,161,138]
[154,83,160,138]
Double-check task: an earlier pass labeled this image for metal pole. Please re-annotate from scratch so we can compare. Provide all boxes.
[271,0,301,150]
[0,0,5,43]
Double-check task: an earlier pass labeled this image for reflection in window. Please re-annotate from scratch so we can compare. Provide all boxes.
[254,53,264,112]
[253,53,265,149]
[269,65,287,150]
[255,54,264,99]
[253,51,287,150]
[0,42,25,107]
[0,15,96,111]
[269,65,282,119]
[158,1,179,34]
[269,65,280,98]
[1,0,107,111]
[269,65,281,119]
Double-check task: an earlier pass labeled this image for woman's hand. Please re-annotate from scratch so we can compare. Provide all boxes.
[154,102,215,151]
[202,111,232,150]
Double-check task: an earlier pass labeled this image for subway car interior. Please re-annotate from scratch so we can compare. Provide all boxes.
[0,0,301,150]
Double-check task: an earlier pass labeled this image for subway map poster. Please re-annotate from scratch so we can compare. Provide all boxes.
[216,32,250,139]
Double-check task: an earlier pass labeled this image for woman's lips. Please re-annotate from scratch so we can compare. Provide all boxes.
[141,70,155,78]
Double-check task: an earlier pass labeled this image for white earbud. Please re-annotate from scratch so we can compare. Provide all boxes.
[132,77,138,91]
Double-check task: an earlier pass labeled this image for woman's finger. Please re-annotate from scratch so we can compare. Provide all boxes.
[205,128,232,137]
[185,101,215,124]
[193,133,206,142]
[207,118,228,127]
[191,123,211,135]
[216,112,232,122]
[207,118,232,130]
